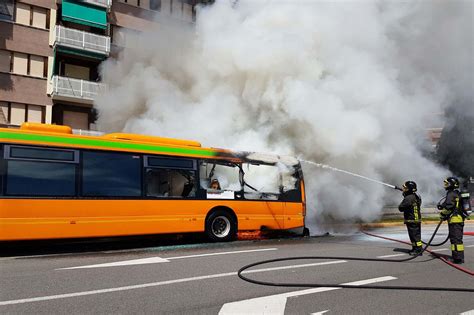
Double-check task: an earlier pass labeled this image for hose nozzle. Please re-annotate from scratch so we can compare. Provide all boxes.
[394,185,403,192]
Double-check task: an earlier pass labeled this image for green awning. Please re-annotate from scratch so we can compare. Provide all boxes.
[62,0,107,29]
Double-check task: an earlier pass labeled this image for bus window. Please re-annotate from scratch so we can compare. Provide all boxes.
[0,145,4,195]
[4,145,77,197]
[9,146,76,161]
[200,161,241,191]
[146,168,196,198]
[241,162,299,201]
[146,156,195,169]
[82,151,141,197]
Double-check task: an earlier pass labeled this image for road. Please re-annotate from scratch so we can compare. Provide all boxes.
[1,225,473,314]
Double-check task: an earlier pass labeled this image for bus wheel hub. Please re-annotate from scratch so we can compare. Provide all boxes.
[212,216,231,237]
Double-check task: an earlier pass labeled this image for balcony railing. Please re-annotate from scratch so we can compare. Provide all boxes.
[54,25,110,56]
[51,75,106,103]
[70,0,112,9]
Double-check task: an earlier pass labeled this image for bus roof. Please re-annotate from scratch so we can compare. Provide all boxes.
[0,123,299,166]
[0,123,237,161]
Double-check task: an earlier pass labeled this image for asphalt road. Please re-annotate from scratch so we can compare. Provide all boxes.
[1,224,473,314]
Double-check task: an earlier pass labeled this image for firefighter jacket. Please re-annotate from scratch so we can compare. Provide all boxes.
[398,192,422,223]
[440,189,465,224]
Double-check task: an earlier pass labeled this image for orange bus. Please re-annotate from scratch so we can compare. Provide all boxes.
[0,123,306,242]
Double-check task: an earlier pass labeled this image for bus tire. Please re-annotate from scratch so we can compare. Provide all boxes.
[303,227,310,237]
[205,209,237,242]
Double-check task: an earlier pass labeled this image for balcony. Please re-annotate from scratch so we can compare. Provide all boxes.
[54,25,110,57]
[51,75,105,104]
[59,0,112,10]
[83,0,112,9]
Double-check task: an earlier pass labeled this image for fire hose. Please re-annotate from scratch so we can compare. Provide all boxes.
[238,220,474,292]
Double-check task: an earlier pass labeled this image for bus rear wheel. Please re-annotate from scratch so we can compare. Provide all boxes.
[205,210,237,242]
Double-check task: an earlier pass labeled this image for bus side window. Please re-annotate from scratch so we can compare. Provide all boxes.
[146,169,170,197]
[82,151,142,197]
[0,145,4,196]
[199,161,240,192]
[144,156,196,198]
[4,145,78,197]
[146,168,196,198]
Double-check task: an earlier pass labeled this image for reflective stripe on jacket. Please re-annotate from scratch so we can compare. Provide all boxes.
[398,193,422,223]
[440,190,465,224]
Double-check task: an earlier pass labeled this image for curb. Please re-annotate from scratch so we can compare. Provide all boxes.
[361,220,474,229]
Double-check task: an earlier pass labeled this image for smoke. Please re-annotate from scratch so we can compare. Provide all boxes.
[95,0,472,231]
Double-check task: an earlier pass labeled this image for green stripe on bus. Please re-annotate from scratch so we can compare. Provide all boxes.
[0,132,217,157]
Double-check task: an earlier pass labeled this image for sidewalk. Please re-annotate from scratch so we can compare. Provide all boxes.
[361,219,474,229]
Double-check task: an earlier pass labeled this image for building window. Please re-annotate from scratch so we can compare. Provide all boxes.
[0,102,8,125]
[82,151,142,197]
[0,50,10,73]
[63,110,89,130]
[0,102,46,126]
[29,55,45,78]
[15,2,30,25]
[0,0,14,21]
[12,52,28,75]
[150,0,161,10]
[26,105,45,123]
[10,103,26,125]
[32,6,47,29]
[15,3,49,29]
[9,52,47,78]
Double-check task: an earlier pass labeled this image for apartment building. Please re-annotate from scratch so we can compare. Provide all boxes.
[0,0,210,131]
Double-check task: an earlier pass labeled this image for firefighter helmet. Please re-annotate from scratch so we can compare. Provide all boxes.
[402,181,417,193]
[444,177,460,190]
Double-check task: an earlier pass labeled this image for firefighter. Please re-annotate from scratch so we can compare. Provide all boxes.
[438,176,465,264]
[398,181,423,256]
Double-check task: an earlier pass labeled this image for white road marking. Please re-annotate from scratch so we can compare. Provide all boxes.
[1,260,346,306]
[311,311,329,315]
[466,245,474,248]
[57,248,278,270]
[167,248,278,260]
[460,310,474,315]
[376,254,406,258]
[218,276,396,315]
[58,257,170,269]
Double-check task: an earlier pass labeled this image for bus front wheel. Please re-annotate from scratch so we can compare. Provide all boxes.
[205,210,237,242]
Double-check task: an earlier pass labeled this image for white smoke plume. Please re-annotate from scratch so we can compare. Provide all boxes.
[95,0,472,231]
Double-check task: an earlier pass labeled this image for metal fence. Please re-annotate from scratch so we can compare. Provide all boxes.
[52,76,106,101]
[81,0,112,9]
[55,25,110,56]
